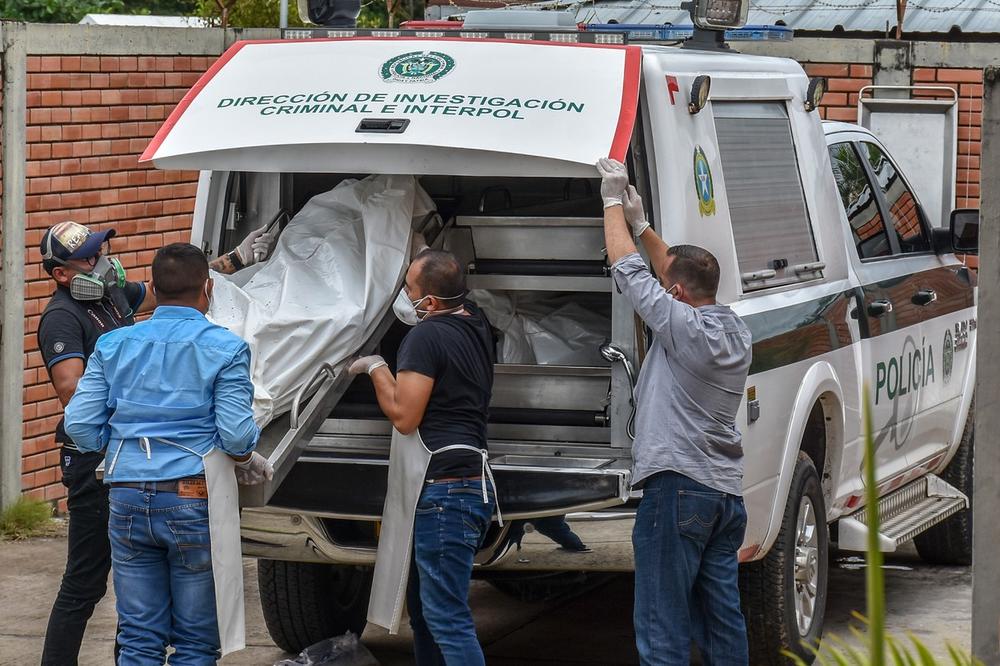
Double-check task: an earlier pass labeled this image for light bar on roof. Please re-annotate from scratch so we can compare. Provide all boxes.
[279,27,636,43]
[583,23,793,42]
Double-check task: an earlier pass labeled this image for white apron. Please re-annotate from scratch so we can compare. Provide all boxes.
[367,428,501,634]
[110,438,245,656]
[203,448,245,656]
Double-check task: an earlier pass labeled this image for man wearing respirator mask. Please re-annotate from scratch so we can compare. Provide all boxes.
[36,220,276,665]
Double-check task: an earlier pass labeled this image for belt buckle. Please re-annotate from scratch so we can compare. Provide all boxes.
[177,478,208,499]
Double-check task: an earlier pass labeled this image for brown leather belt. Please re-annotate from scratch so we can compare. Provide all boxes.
[110,477,208,498]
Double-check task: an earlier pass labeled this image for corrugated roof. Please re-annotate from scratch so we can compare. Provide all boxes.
[505,0,1000,33]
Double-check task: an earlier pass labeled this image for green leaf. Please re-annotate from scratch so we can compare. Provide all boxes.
[908,633,939,666]
[886,635,917,666]
[782,649,812,666]
[828,632,868,665]
[862,385,885,666]
[945,642,970,666]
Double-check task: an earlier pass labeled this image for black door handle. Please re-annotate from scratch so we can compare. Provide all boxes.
[868,299,893,317]
[912,289,938,306]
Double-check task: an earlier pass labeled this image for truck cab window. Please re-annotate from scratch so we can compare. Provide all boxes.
[828,142,892,260]
[713,102,820,289]
[859,142,932,255]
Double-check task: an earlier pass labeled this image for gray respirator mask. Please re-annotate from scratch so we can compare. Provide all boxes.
[45,234,126,301]
[65,255,127,301]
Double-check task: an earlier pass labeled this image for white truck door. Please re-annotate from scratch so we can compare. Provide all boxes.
[141,38,641,178]
[827,134,974,483]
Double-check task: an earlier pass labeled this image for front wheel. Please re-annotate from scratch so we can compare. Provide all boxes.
[257,560,372,654]
[740,452,829,664]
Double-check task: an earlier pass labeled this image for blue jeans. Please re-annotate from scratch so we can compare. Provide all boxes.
[632,471,748,666]
[407,478,495,666]
[109,486,220,666]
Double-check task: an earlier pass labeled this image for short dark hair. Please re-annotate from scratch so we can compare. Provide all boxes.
[665,244,720,299]
[412,249,466,298]
[152,243,209,301]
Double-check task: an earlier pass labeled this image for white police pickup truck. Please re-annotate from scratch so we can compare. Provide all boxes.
[141,4,978,661]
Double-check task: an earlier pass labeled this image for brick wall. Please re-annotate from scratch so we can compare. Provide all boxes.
[806,63,875,123]
[20,55,212,510]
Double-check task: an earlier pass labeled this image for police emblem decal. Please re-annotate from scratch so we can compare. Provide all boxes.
[380,51,456,84]
[942,328,954,384]
[693,146,716,217]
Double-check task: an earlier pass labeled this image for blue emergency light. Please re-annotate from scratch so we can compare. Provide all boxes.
[582,23,793,42]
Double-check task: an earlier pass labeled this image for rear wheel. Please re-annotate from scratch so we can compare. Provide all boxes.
[257,560,372,653]
[740,452,829,664]
[914,402,974,565]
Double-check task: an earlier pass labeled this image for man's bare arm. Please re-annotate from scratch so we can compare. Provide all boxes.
[50,358,85,407]
[604,204,639,265]
[638,227,671,278]
[369,368,434,434]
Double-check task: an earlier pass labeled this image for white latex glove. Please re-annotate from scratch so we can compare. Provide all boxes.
[235,452,274,486]
[623,186,651,239]
[348,354,388,376]
[596,158,629,209]
[235,225,278,267]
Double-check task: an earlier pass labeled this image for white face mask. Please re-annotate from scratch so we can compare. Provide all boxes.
[392,290,420,326]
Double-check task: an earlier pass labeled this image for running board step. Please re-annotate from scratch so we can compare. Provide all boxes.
[837,474,967,552]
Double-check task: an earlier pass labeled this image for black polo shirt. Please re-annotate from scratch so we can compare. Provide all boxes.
[396,303,495,479]
[37,281,146,447]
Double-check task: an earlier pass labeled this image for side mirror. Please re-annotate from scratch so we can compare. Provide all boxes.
[950,208,979,255]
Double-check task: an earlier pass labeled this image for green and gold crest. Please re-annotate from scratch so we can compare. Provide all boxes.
[693,146,716,217]
[380,51,456,84]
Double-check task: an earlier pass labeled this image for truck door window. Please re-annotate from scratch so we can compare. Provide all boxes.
[859,141,933,254]
[713,102,820,289]
[828,142,892,260]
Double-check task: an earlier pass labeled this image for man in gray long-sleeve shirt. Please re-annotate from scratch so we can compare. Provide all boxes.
[596,159,753,666]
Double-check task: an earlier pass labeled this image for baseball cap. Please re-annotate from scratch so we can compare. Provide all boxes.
[40,221,116,264]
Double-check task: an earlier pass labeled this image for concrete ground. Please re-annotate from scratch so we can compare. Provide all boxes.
[0,526,971,665]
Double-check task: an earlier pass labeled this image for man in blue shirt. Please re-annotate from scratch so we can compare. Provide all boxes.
[65,243,271,665]
[38,220,276,665]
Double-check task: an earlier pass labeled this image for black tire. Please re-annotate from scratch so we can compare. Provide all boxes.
[914,401,974,566]
[740,452,829,665]
[257,560,373,654]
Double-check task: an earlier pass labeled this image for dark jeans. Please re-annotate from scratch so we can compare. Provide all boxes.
[407,478,495,666]
[632,471,748,666]
[509,515,588,551]
[42,448,116,666]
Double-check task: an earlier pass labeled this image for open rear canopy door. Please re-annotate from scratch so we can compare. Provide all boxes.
[141,38,641,177]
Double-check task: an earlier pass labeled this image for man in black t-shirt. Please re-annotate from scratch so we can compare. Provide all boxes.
[37,220,277,665]
[349,249,495,666]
